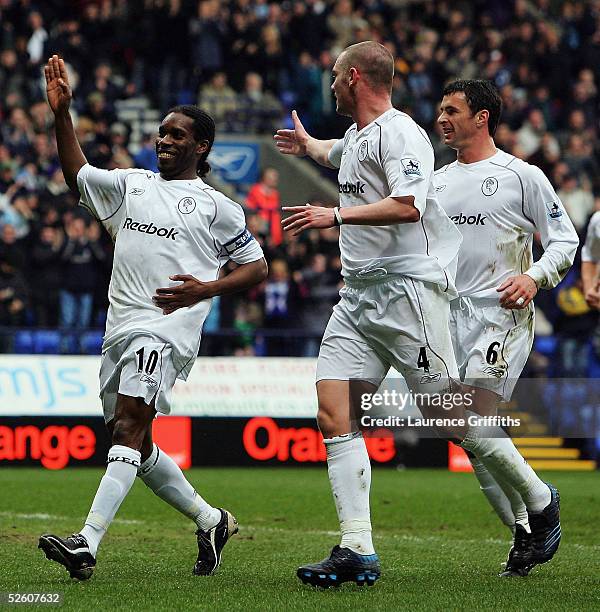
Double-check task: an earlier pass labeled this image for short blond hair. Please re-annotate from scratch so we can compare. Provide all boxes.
[338,41,394,92]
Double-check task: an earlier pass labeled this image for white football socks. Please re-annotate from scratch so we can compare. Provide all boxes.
[80,445,141,557]
[461,412,551,513]
[138,443,220,531]
[469,455,530,533]
[325,432,375,556]
[494,476,530,532]
[469,456,516,531]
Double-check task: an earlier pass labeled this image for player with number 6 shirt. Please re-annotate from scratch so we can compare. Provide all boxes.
[436,79,578,577]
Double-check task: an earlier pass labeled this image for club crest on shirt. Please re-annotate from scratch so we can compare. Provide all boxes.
[357,140,368,161]
[545,201,563,221]
[401,157,422,177]
[481,177,498,196]
[178,197,196,214]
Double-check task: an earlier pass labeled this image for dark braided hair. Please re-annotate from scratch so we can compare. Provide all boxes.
[167,105,215,177]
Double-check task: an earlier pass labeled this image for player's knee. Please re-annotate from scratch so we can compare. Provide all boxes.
[111,413,148,450]
[430,416,465,443]
[139,427,154,462]
[317,410,333,438]
[111,394,155,449]
[105,419,115,439]
[317,404,347,438]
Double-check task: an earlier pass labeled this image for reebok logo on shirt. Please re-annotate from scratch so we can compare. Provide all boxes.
[123,217,178,240]
[450,213,487,226]
[339,181,365,194]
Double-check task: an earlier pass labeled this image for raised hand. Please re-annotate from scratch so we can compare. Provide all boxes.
[274,110,310,157]
[44,55,72,115]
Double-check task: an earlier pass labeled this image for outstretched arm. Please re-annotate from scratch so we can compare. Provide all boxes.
[44,55,87,192]
[281,197,419,236]
[274,110,338,168]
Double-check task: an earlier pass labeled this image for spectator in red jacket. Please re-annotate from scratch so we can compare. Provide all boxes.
[246,167,282,246]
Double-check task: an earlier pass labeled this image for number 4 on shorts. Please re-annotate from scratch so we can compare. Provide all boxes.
[417,346,430,372]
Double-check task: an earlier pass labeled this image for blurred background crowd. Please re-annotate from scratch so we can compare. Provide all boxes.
[0,0,599,373]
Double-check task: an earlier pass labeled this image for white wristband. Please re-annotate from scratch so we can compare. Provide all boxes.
[333,206,343,226]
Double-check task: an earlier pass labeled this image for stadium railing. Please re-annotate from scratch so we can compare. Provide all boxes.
[0,327,324,357]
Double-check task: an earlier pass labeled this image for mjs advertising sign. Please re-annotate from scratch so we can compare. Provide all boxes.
[0,356,446,470]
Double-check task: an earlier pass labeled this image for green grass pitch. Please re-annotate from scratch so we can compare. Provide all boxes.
[0,467,598,611]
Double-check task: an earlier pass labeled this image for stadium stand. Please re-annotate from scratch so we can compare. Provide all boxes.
[0,0,598,388]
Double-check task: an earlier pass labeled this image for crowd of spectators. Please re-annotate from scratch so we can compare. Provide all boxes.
[0,0,599,369]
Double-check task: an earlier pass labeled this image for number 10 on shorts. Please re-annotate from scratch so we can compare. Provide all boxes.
[135,347,159,375]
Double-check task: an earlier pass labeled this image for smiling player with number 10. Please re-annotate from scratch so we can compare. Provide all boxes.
[38,54,267,580]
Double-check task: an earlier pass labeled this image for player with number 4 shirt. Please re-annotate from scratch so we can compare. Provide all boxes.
[276,41,464,588]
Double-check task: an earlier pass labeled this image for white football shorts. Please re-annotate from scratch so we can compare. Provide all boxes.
[316,273,459,394]
[449,297,534,401]
[99,335,179,423]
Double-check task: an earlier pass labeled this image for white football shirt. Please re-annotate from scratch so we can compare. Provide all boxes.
[327,108,462,294]
[582,211,600,263]
[77,163,264,378]
[435,149,579,298]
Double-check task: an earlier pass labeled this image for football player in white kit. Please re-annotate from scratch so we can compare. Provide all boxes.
[582,211,600,309]
[276,41,463,587]
[436,80,579,576]
[38,55,267,580]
